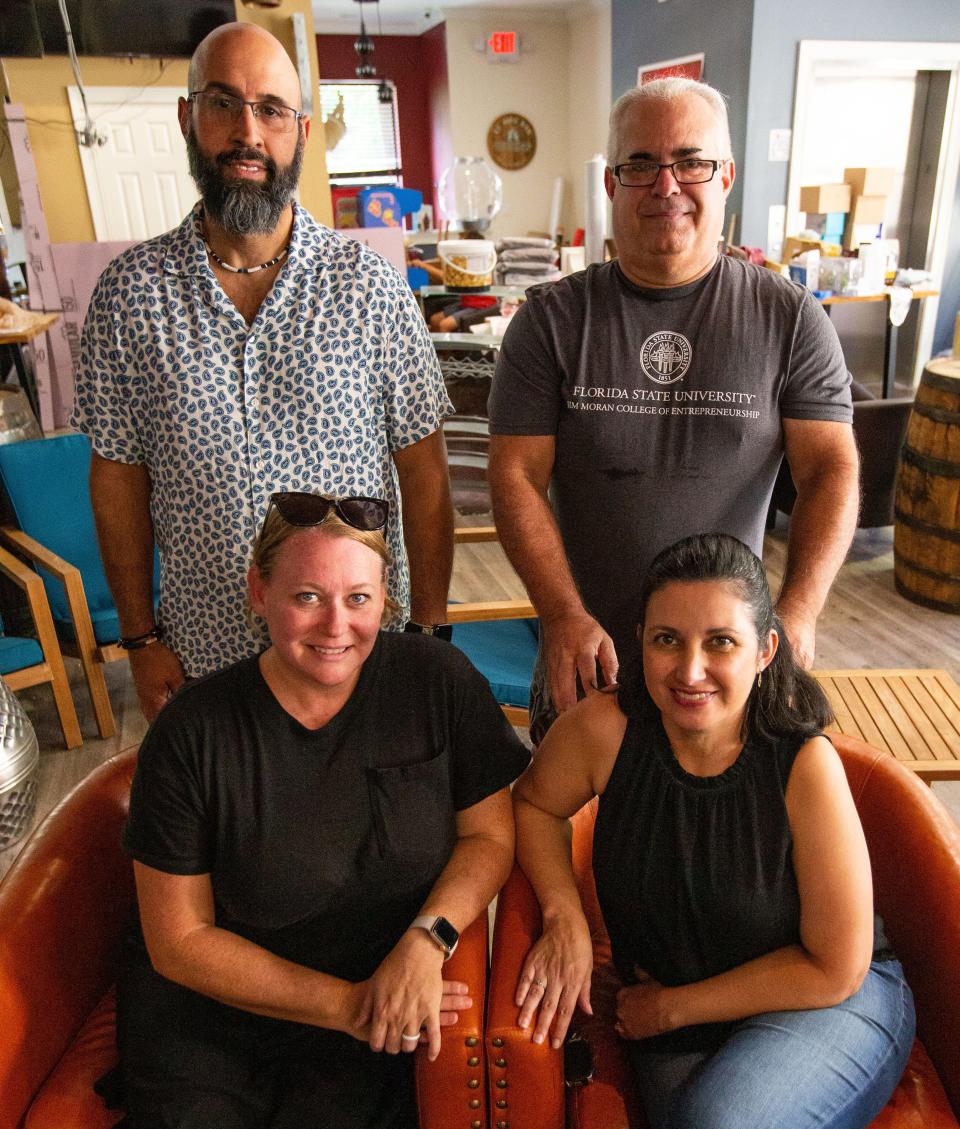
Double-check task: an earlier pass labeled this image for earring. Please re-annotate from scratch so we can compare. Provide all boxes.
[757,670,762,691]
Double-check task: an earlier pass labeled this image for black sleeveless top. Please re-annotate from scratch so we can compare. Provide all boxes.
[593,716,892,1051]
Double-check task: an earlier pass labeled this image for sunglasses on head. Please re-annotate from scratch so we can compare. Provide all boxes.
[269,492,389,532]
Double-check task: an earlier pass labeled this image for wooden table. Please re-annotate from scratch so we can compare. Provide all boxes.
[0,313,59,423]
[813,668,960,783]
[819,289,938,398]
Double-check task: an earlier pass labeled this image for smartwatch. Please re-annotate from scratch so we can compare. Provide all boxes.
[404,621,453,642]
[411,915,460,960]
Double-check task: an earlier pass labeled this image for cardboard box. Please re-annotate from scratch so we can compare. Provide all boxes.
[844,167,895,197]
[782,236,822,263]
[799,183,851,214]
[842,195,889,250]
[849,194,888,225]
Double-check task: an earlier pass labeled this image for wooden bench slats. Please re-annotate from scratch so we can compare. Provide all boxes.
[812,669,960,784]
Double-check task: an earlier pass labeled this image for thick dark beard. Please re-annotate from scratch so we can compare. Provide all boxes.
[187,127,304,236]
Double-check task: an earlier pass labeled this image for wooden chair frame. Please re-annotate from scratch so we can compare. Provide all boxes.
[0,543,81,749]
[0,523,529,744]
[0,527,117,740]
[449,526,535,726]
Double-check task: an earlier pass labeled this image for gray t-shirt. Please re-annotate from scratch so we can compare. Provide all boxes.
[489,255,851,662]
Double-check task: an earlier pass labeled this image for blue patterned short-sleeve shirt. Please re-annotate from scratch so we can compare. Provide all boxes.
[71,202,451,678]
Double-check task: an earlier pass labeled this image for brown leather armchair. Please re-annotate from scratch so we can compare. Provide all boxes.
[486,735,960,1129]
[0,750,491,1129]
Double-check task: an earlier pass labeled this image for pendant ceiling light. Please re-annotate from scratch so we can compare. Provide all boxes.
[353,0,377,79]
[353,0,393,103]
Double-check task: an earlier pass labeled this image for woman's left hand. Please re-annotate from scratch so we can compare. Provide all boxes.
[363,929,452,1060]
[615,968,674,1040]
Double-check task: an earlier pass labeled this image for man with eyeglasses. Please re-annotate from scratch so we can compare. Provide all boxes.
[489,78,858,743]
[72,22,453,722]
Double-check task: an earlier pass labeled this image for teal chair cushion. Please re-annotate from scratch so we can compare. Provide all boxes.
[451,618,538,709]
[0,634,43,673]
[0,434,160,643]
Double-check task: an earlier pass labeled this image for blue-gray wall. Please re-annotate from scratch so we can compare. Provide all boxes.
[611,0,960,355]
[611,0,754,235]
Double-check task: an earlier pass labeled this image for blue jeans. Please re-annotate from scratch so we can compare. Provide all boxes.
[628,960,915,1129]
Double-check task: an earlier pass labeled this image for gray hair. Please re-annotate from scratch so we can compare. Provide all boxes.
[607,78,731,166]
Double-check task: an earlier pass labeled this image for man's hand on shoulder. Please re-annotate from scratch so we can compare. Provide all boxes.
[542,610,619,714]
[129,643,186,722]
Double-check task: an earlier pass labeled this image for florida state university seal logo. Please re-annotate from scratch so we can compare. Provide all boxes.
[640,331,692,384]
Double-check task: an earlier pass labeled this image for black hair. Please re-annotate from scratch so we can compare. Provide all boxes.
[617,532,832,742]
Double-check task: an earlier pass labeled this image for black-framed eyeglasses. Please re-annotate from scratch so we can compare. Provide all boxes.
[612,158,728,188]
[188,90,303,134]
[269,493,389,532]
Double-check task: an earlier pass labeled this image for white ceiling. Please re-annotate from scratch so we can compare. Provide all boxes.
[311,0,589,37]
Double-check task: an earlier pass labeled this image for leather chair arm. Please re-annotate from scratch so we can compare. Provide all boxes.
[836,736,960,1117]
[0,751,137,1129]
[487,865,565,1129]
[566,961,647,1129]
[415,911,488,1128]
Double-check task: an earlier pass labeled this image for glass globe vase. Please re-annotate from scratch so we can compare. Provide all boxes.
[438,156,503,233]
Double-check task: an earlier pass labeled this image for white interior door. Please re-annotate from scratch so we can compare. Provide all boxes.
[787,41,960,386]
[68,87,196,241]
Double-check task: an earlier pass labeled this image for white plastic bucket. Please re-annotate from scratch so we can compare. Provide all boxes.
[439,239,497,290]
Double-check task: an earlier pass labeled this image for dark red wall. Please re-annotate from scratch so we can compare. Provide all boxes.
[315,25,449,218]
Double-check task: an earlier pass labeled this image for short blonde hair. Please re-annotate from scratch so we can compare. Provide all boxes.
[250,505,399,626]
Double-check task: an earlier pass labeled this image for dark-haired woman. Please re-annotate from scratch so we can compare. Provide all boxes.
[511,533,914,1129]
[117,493,529,1129]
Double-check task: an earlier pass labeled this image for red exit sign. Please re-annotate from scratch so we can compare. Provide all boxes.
[487,30,519,59]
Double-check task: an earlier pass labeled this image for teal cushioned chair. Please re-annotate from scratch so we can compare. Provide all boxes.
[0,433,160,739]
[0,628,42,673]
[0,548,81,748]
[448,527,537,727]
[451,618,538,721]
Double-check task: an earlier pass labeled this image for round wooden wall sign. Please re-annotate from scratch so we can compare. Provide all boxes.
[487,113,537,171]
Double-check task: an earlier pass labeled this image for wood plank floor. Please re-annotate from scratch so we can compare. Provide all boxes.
[2,518,958,880]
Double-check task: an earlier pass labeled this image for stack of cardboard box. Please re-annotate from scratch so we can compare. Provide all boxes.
[798,182,851,250]
[841,167,894,250]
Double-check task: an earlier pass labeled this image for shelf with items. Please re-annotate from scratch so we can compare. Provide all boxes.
[419,285,529,299]
[429,331,504,351]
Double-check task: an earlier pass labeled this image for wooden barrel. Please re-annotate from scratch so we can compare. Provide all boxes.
[894,357,960,613]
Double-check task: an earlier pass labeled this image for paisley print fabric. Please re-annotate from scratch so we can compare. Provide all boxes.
[71,202,450,678]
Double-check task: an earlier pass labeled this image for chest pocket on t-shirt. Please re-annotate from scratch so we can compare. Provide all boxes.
[367,748,456,860]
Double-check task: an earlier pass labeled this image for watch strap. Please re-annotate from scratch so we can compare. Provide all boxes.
[404,622,453,641]
[411,914,459,959]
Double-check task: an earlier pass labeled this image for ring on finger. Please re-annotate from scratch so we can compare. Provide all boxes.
[401,1031,420,1042]
[533,977,547,989]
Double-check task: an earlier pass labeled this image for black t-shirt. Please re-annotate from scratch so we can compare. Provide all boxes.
[124,632,529,981]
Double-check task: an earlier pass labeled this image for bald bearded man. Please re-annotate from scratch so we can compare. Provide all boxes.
[73,22,453,721]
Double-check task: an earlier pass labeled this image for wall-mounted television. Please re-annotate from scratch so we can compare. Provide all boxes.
[0,0,235,59]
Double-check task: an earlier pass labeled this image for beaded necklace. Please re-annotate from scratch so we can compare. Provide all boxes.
[205,240,289,275]
[200,209,290,274]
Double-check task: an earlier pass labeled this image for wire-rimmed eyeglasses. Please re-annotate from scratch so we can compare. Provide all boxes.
[188,90,304,134]
[612,158,728,188]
